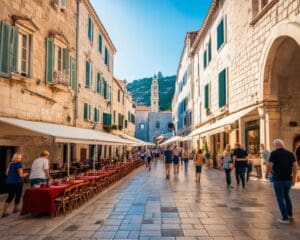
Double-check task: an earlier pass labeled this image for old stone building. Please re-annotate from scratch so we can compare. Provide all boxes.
[0,0,134,193]
[173,0,300,165]
[135,75,172,143]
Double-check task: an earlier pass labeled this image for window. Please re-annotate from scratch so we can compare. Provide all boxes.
[155,121,160,129]
[204,84,210,109]
[103,112,112,126]
[140,123,145,130]
[70,57,76,90]
[103,80,109,100]
[125,120,128,128]
[87,16,93,41]
[117,90,121,102]
[218,68,227,108]
[97,72,102,94]
[17,32,30,76]
[217,18,225,50]
[85,60,92,87]
[203,50,207,69]
[0,22,33,78]
[84,103,91,120]
[128,111,131,122]
[208,38,212,63]
[98,34,102,54]
[94,107,100,123]
[104,47,109,67]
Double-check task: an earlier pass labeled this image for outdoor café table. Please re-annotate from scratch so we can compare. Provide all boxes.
[21,180,85,217]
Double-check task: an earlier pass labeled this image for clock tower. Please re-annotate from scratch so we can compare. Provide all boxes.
[151,75,159,112]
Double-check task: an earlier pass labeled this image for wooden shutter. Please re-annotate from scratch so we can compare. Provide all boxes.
[88,104,91,120]
[63,48,69,73]
[10,26,18,73]
[94,107,98,122]
[103,80,107,99]
[88,16,93,41]
[85,61,90,87]
[218,69,227,108]
[98,34,102,53]
[84,103,88,120]
[70,57,76,90]
[208,39,212,62]
[203,50,207,69]
[46,37,54,83]
[97,72,101,94]
[217,18,224,50]
[0,21,12,77]
[204,84,209,109]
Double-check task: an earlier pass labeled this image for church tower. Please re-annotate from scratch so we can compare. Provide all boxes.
[151,75,159,112]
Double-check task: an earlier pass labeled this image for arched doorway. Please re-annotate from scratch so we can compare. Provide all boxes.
[263,36,300,149]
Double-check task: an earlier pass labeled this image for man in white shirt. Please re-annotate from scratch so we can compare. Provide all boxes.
[29,151,51,187]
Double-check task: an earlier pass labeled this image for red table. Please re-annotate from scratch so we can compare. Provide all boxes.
[21,180,84,217]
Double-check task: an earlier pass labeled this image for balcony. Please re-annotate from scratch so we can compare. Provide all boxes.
[49,70,70,92]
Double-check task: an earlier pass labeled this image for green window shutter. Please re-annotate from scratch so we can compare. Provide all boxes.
[97,72,101,94]
[10,26,19,73]
[88,105,91,120]
[84,103,88,120]
[103,80,107,99]
[104,47,109,66]
[94,107,97,122]
[98,34,102,53]
[203,50,207,69]
[46,37,54,83]
[103,113,112,126]
[85,61,90,87]
[107,113,111,126]
[217,18,225,50]
[88,16,93,41]
[0,21,11,77]
[63,48,69,73]
[70,57,76,90]
[218,69,227,108]
[208,39,212,62]
[204,84,209,109]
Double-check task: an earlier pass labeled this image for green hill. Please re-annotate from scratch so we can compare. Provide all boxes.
[127,74,176,111]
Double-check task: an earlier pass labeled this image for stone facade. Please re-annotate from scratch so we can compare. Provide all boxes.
[0,0,131,181]
[173,0,300,162]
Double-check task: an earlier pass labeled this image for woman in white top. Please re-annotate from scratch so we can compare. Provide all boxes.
[29,151,51,187]
[221,144,234,189]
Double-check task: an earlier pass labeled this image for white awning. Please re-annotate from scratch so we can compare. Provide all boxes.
[0,117,134,145]
[160,136,182,146]
[188,106,257,138]
[117,133,151,146]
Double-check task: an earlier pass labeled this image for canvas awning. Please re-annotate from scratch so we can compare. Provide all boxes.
[0,117,134,145]
[117,133,151,146]
[160,136,182,146]
[187,106,257,138]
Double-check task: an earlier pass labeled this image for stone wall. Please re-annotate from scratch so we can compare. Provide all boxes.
[148,112,172,143]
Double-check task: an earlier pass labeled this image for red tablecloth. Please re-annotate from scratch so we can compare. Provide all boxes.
[21,181,84,217]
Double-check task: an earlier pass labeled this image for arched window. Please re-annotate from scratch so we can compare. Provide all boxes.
[155,121,160,129]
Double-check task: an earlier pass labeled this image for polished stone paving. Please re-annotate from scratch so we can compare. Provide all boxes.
[1,161,300,240]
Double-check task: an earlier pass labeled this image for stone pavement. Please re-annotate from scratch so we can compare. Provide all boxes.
[1,161,300,240]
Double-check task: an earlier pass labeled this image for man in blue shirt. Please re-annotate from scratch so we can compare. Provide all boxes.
[266,139,298,224]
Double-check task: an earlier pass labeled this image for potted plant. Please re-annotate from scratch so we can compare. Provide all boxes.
[111,124,118,130]
[103,124,112,132]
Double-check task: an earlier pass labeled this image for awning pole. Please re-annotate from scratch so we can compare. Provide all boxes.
[67,143,70,177]
[93,145,97,171]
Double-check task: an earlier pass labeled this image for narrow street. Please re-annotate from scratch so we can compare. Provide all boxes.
[1,161,300,240]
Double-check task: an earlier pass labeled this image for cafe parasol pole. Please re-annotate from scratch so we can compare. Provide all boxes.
[67,142,70,177]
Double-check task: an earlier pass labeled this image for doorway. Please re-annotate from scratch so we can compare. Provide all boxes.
[0,146,17,194]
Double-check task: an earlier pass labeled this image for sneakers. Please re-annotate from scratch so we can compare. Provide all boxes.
[277,219,290,224]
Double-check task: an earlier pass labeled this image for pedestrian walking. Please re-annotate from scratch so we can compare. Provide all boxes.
[145,148,152,171]
[2,152,28,218]
[182,146,189,171]
[233,143,248,190]
[172,145,180,175]
[29,151,51,187]
[164,146,173,180]
[266,139,298,224]
[246,159,253,182]
[260,144,270,177]
[221,144,234,188]
[194,149,204,183]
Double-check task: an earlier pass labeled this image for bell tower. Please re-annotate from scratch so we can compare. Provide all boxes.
[151,75,159,112]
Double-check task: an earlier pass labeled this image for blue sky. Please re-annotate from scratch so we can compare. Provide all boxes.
[90,0,212,82]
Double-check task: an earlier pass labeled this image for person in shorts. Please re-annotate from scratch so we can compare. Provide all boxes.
[195,149,204,183]
[172,145,180,175]
[164,146,173,180]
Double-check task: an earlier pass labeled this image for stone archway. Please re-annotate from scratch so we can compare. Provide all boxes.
[262,33,300,149]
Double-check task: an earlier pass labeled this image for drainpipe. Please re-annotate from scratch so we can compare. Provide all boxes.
[74,0,81,127]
